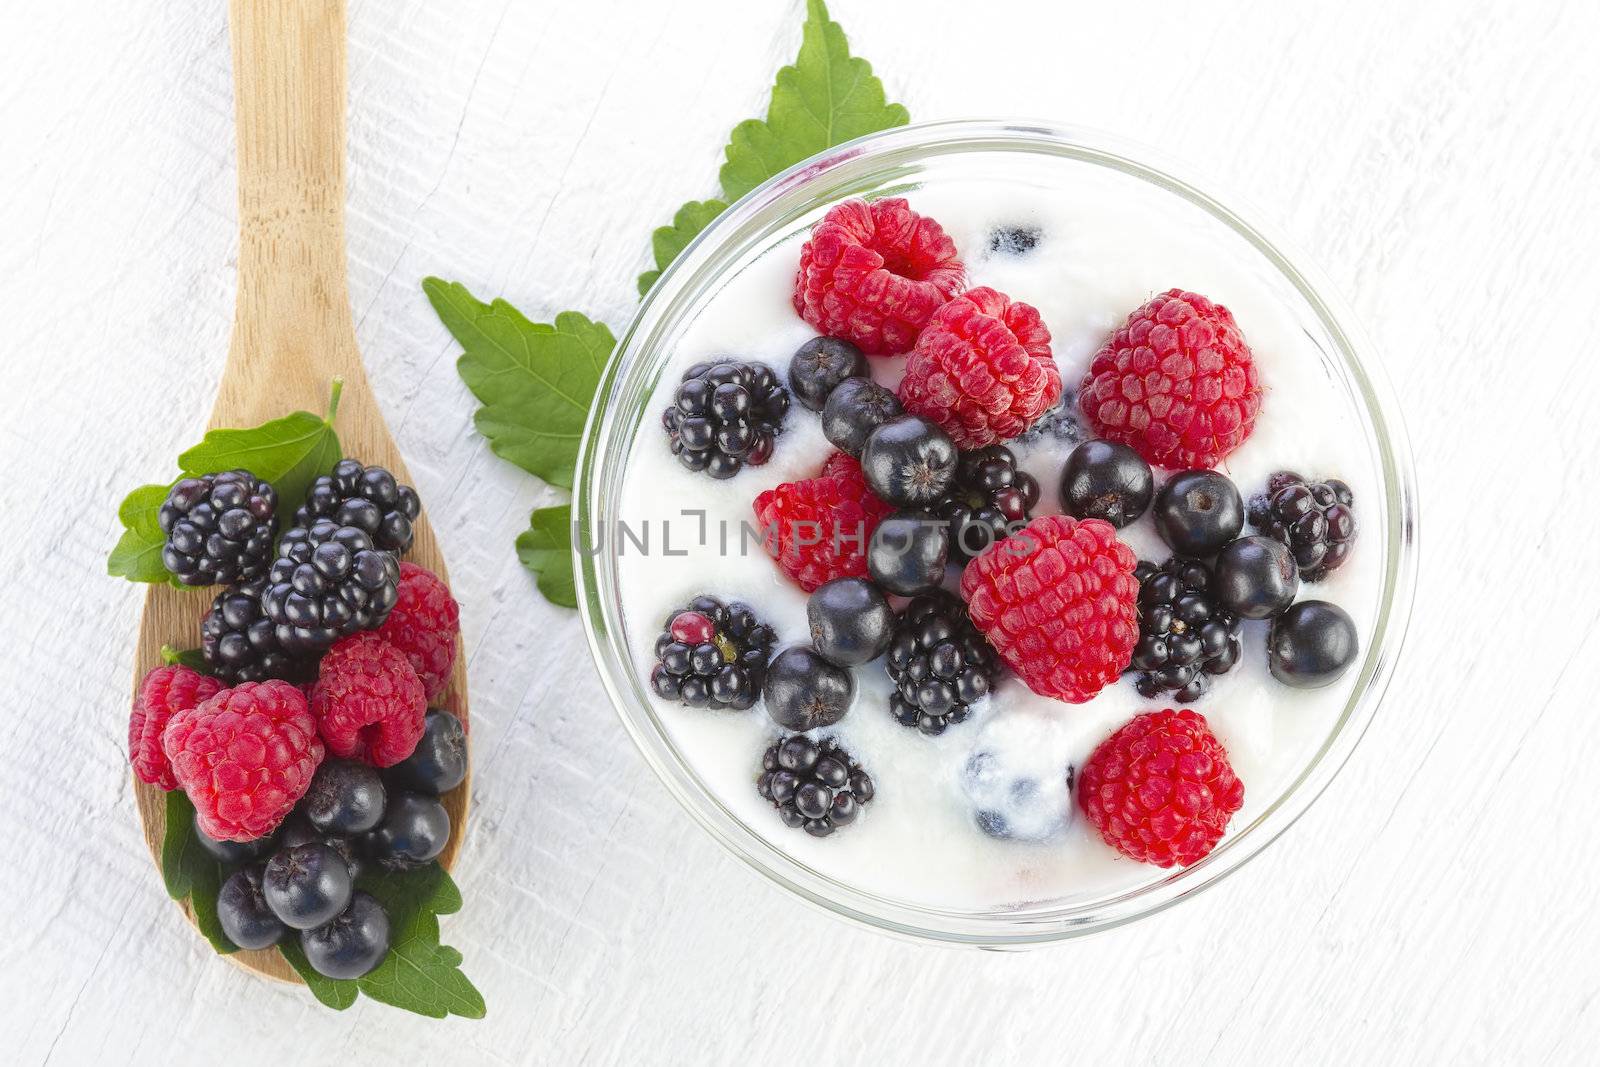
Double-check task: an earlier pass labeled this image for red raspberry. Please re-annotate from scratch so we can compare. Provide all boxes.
[1078,289,1263,469]
[129,665,224,791]
[374,562,460,700]
[959,514,1138,703]
[753,452,893,592]
[163,680,323,841]
[311,633,427,767]
[792,198,964,355]
[899,287,1061,448]
[1078,709,1245,867]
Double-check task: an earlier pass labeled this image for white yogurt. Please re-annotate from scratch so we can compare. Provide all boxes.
[612,171,1383,910]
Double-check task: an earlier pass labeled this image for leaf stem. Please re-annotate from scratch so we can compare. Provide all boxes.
[325,377,345,425]
[160,644,181,665]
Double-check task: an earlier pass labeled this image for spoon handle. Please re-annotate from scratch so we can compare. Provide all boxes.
[219,0,362,428]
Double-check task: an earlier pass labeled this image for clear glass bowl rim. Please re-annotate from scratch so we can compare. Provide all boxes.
[573,118,1420,947]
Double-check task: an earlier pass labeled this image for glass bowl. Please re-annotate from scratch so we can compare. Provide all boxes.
[573,120,1418,946]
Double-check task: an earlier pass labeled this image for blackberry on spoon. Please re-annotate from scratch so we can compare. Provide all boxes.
[159,469,278,586]
[296,458,420,555]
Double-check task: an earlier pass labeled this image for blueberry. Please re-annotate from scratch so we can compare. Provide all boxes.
[363,793,451,872]
[806,578,894,666]
[867,511,950,595]
[277,815,366,881]
[1269,600,1359,688]
[262,843,354,930]
[958,718,1074,842]
[762,646,855,731]
[192,813,274,865]
[386,709,468,795]
[821,377,903,456]
[860,416,958,507]
[1060,440,1153,528]
[301,891,390,979]
[988,226,1041,255]
[1153,469,1244,556]
[303,759,386,835]
[788,336,868,411]
[216,864,287,950]
[1214,536,1300,619]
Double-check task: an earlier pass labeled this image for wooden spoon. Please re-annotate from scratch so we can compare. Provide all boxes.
[131,0,469,983]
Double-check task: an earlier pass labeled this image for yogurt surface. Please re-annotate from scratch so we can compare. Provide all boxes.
[610,165,1384,910]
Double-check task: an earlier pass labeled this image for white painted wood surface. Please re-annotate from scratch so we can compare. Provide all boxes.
[3,0,1597,1062]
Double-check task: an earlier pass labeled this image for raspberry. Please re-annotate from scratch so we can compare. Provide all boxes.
[129,665,225,791]
[1078,708,1244,867]
[310,633,427,767]
[374,563,460,700]
[899,287,1062,448]
[163,680,324,841]
[1078,289,1263,469]
[752,452,893,592]
[959,514,1139,703]
[792,198,964,355]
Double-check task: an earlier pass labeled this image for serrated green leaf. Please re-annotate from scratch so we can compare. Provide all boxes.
[637,198,728,296]
[176,407,341,512]
[637,0,907,295]
[515,505,576,609]
[160,791,237,955]
[719,0,908,202]
[353,865,484,1019]
[279,940,359,1010]
[426,278,613,491]
[107,483,179,584]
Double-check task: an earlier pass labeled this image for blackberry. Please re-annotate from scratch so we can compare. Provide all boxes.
[159,470,278,586]
[1128,558,1242,703]
[757,735,874,837]
[885,592,999,735]
[649,595,776,711]
[662,360,789,479]
[200,577,311,683]
[932,446,1039,561]
[261,519,401,657]
[295,459,420,555]
[1247,471,1357,581]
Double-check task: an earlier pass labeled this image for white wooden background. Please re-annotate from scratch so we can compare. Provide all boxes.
[3,0,1597,1062]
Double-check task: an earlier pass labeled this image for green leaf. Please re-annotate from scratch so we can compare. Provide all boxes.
[515,505,576,609]
[161,645,210,673]
[160,791,237,955]
[720,0,908,200]
[279,941,358,1010]
[720,0,908,201]
[176,383,343,510]
[353,865,485,1019]
[637,0,908,295]
[425,278,613,491]
[637,198,728,296]
[274,863,482,1018]
[107,483,178,584]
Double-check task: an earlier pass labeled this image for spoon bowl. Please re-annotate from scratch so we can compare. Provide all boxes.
[130,0,469,983]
